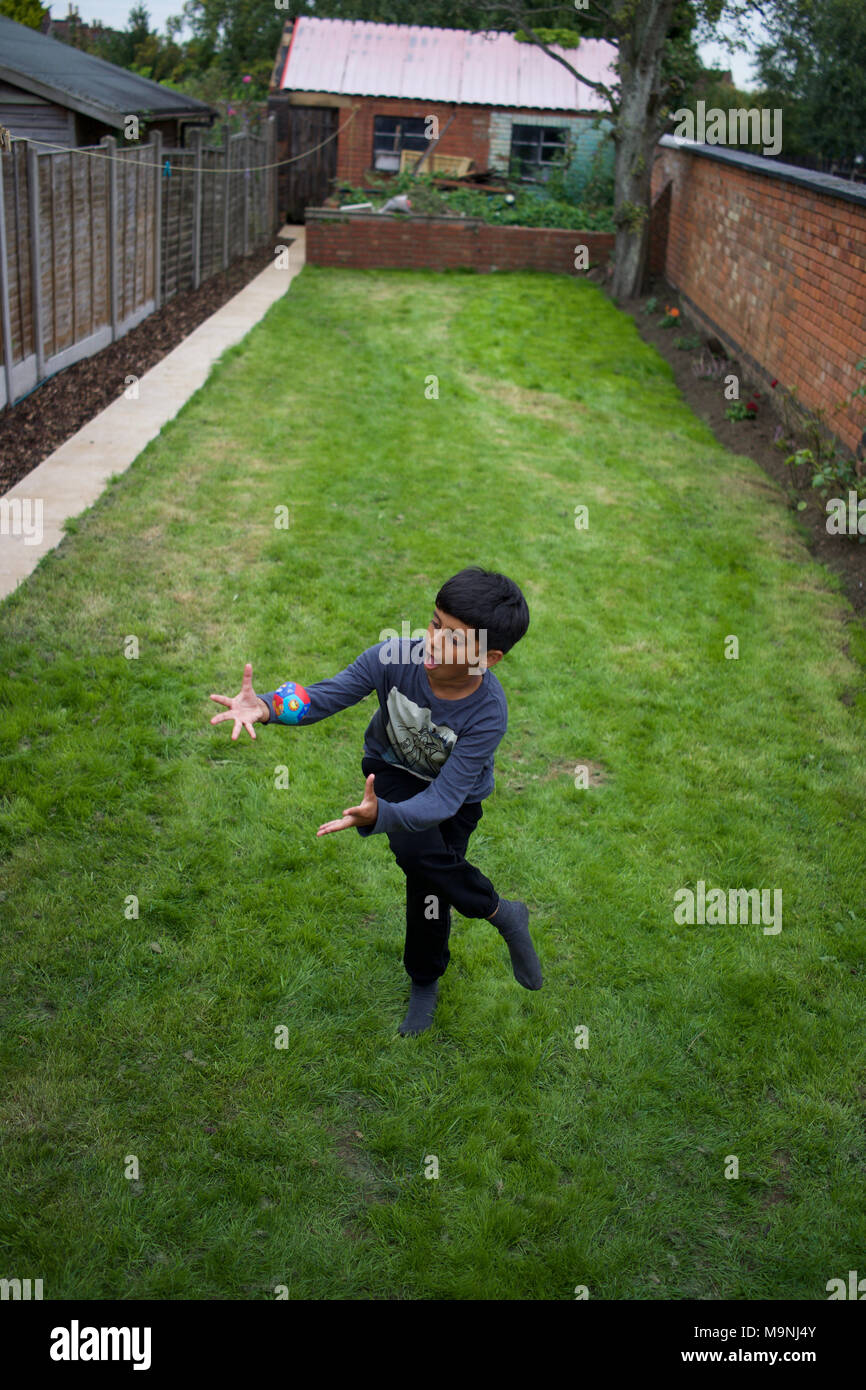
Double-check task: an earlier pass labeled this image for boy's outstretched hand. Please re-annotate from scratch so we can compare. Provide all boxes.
[317,774,378,837]
[209,661,266,741]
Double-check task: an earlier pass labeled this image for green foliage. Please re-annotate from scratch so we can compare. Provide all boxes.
[0,0,47,27]
[752,0,866,167]
[513,26,582,47]
[542,129,616,207]
[673,334,702,351]
[336,171,615,229]
[780,358,866,500]
[48,3,193,85]
[179,0,286,84]
[616,200,648,233]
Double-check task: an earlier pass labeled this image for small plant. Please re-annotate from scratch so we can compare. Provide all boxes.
[659,305,680,328]
[772,362,866,470]
[673,333,701,351]
[776,358,866,536]
[726,400,753,421]
[787,447,865,499]
[741,388,762,418]
[642,296,658,315]
[773,358,866,516]
[692,349,728,380]
[580,140,616,207]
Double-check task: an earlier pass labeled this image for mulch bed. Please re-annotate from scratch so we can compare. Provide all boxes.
[0,236,294,496]
[598,270,866,613]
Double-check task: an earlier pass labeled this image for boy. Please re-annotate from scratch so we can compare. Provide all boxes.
[208,566,542,1035]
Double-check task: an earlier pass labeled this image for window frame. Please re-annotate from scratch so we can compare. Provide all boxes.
[372,115,430,172]
[509,123,569,182]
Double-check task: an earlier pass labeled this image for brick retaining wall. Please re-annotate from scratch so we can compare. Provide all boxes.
[305,209,614,275]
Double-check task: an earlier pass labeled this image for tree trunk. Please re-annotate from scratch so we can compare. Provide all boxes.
[610,0,678,301]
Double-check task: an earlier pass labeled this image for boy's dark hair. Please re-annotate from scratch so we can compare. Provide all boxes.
[435,567,530,655]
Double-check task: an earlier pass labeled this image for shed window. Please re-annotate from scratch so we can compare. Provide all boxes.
[373,115,429,171]
[510,124,567,181]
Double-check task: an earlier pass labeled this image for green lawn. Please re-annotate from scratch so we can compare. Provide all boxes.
[1,267,865,1300]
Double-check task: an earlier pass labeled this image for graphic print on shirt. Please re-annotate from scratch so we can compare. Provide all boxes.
[384,689,457,780]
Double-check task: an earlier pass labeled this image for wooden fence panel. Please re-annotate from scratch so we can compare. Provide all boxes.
[5,144,33,366]
[88,152,110,334]
[72,151,97,341]
[116,146,155,324]
[160,149,195,302]
[42,153,62,359]
[1,125,280,410]
[199,144,221,283]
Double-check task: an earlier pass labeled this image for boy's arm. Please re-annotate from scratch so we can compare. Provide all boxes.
[259,644,383,726]
[358,718,505,837]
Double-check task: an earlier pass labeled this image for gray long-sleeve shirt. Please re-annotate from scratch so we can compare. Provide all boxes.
[259,638,508,836]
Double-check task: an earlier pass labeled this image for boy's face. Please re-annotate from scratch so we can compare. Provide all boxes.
[424,607,503,683]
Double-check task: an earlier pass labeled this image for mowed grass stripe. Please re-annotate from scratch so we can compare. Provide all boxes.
[0,267,864,1299]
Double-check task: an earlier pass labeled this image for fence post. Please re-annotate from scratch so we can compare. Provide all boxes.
[0,150,15,407]
[243,132,250,257]
[101,134,119,342]
[191,127,203,290]
[222,124,230,270]
[26,142,45,380]
[267,113,277,235]
[151,129,162,309]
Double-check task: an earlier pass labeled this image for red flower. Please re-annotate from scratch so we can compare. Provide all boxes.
[746,402,758,413]
[770,379,778,388]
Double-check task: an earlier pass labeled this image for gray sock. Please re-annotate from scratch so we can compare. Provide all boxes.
[490,899,543,989]
[398,980,439,1036]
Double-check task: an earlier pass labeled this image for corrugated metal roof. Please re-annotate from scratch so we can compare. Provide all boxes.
[279,17,616,112]
[0,14,214,125]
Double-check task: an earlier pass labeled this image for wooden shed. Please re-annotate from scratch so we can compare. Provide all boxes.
[0,14,215,150]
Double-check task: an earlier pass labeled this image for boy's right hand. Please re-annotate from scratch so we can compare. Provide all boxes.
[209,662,268,741]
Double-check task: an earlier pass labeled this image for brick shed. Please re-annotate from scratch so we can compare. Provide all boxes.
[268,16,617,222]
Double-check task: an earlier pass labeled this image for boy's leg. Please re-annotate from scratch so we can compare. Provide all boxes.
[362,757,496,970]
[361,756,542,993]
[402,873,451,986]
[401,799,483,984]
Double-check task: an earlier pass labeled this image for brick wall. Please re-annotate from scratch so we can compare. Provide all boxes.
[651,138,866,456]
[305,210,614,275]
[335,97,595,185]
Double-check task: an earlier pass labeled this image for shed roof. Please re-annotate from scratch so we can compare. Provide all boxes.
[277,17,616,113]
[0,14,214,129]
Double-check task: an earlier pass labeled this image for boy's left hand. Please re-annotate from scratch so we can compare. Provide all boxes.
[317,774,378,836]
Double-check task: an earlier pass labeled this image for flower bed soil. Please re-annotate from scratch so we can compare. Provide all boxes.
[0,236,294,497]
[601,268,866,615]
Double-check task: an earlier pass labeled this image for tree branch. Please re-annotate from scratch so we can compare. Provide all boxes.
[511,15,620,111]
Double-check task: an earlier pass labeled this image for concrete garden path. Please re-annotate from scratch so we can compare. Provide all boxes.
[0,225,306,601]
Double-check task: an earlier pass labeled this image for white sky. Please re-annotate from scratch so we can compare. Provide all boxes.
[46,1,767,91]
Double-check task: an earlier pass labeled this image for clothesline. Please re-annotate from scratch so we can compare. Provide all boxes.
[7,106,359,174]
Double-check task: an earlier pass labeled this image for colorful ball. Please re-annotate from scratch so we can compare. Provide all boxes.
[273,681,310,724]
